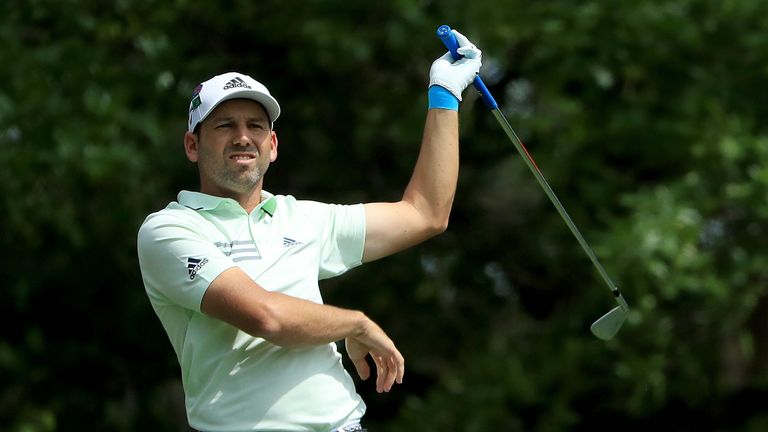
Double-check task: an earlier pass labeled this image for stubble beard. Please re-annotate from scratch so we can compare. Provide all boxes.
[199,150,271,196]
[218,165,265,194]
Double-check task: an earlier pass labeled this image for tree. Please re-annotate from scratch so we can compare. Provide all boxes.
[1,0,767,430]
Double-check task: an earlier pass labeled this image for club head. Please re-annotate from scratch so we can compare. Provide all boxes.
[590,305,627,340]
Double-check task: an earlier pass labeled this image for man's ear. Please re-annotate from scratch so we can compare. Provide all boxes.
[270,131,278,162]
[184,131,199,162]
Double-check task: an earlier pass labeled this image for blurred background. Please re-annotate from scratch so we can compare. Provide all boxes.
[2,0,768,430]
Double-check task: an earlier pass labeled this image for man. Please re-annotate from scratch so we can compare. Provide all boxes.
[137,30,481,431]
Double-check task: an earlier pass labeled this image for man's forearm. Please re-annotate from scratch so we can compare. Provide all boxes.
[202,267,374,347]
[402,108,459,233]
[200,267,404,391]
[257,291,369,347]
[360,108,460,262]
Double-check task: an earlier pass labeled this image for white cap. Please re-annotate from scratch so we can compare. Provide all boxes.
[187,72,281,133]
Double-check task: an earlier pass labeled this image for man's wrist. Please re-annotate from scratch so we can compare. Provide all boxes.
[427,85,459,111]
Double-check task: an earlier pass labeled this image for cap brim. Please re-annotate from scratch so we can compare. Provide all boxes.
[210,89,281,124]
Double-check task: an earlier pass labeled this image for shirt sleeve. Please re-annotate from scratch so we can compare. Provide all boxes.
[137,210,237,311]
[300,202,365,280]
[297,201,365,279]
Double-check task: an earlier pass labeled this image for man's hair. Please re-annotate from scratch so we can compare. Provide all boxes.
[191,100,275,138]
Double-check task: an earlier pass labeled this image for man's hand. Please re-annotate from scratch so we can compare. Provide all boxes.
[428,30,482,101]
[345,319,404,393]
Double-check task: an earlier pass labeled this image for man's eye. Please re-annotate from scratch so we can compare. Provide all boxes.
[216,122,231,129]
[250,123,265,129]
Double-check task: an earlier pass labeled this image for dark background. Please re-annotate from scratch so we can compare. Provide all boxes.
[2,0,768,430]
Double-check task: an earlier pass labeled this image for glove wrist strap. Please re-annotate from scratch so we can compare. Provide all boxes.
[427,85,459,111]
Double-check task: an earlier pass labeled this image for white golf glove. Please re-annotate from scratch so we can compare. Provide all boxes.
[428,30,482,101]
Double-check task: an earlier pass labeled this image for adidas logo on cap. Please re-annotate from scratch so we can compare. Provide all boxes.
[222,77,252,90]
[187,72,281,133]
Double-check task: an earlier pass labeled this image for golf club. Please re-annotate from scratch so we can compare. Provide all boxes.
[437,25,629,340]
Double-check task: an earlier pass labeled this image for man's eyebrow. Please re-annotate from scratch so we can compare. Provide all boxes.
[209,115,268,123]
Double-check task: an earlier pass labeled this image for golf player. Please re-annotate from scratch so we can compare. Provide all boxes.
[137,30,481,431]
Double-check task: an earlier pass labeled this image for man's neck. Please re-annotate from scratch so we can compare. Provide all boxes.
[200,184,264,214]
[238,189,265,213]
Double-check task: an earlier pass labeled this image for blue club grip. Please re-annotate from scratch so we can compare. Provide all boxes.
[436,25,498,110]
[436,25,462,61]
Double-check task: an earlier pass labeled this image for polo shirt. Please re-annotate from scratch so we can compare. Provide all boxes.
[137,190,367,431]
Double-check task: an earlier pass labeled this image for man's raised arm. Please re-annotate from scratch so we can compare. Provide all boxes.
[363,30,482,262]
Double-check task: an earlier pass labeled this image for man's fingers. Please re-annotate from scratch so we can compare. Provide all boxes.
[347,322,405,392]
[353,357,370,381]
[384,356,398,392]
[371,353,405,393]
[453,30,471,47]
[374,355,386,393]
[394,354,404,384]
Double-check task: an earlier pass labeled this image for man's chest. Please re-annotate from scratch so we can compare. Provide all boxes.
[208,217,321,287]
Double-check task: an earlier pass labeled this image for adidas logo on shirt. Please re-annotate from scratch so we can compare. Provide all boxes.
[283,237,302,248]
[222,77,251,90]
[187,257,209,280]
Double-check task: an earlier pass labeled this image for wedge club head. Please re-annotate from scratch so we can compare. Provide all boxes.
[590,305,628,340]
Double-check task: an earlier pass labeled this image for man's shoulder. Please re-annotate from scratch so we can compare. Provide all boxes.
[277,195,339,220]
[141,201,200,224]
[276,196,365,231]
[279,195,360,211]
[137,201,208,241]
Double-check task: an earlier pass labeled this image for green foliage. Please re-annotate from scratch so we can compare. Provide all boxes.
[2,0,768,430]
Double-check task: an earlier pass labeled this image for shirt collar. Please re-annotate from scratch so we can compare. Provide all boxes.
[259,192,277,216]
[178,190,277,217]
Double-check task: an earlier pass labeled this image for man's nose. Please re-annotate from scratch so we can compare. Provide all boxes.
[232,126,252,146]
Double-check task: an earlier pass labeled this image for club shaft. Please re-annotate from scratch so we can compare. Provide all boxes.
[490,109,629,311]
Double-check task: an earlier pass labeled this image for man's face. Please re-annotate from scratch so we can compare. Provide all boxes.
[185,99,277,197]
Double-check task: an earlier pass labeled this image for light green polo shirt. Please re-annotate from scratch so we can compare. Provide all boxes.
[137,190,367,431]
